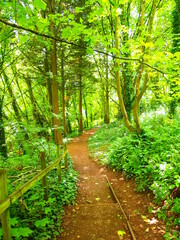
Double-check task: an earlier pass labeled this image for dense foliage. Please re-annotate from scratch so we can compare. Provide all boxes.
[0,0,179,238]
[88,113,180,239]
[0,150,78,239]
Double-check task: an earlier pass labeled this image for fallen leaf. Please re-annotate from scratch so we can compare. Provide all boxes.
[95,198,100,201]
[86,200,92,204]
[149,218,158,224]
[118,230,126,238]
[99,167,104,173]
[119,177,124,181]
[146,227,149,232]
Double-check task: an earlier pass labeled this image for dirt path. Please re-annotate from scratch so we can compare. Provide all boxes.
[58,129,166,240]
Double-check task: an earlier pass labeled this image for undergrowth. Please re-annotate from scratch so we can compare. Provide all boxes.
[88,116,180,239]
[0,145,78,239]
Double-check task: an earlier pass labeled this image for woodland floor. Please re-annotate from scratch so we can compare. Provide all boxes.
[58,129,166,240]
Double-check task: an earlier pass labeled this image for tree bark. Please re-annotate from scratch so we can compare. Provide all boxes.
[50,0,63,145]
[105,52,110,124]
[114,9,134,132]
[61,47,67,136]
[169,0,180,117]
[78,55,83,132]
[83,94,88,128]
[25,77,45,127]
[133,0,156,133]
[44,49,53,109]
[3,71,22,123]
[0,97,7,158]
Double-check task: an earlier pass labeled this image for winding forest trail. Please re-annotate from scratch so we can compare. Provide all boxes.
[58,129,165,240]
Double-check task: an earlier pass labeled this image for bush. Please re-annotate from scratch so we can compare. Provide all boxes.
[88,116,180,239]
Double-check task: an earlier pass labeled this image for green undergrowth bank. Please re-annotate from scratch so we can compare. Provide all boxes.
[0,147,78,239]
[88,116,180,239]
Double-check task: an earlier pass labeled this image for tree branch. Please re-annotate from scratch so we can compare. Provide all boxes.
[0,17,169,75]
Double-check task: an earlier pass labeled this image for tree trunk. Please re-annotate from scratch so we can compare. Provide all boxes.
[61,47,67,136]
[12,66,28,121]
[50,0,63,145]
[114,9,134,132]
[83,94,88,128]
[44,48,53,109]
[105,52,110,124]
[25,77,46,127]
[133,0,156,133]
[0,97,7,159]
[169,0,180,117]
[3,71,22,123]
[78,55,83,133]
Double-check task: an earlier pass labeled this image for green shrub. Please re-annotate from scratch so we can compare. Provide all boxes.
[88,116,180,239]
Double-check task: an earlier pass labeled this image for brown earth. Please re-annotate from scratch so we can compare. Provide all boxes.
[58,129,166,240]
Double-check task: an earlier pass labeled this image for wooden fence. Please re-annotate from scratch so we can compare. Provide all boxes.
[0,145,68,240]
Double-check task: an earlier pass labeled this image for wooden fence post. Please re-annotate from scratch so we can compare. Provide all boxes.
[56,145,62,182]
[40,152,48,201]
[64,144,68,170]
[0,170,12,240]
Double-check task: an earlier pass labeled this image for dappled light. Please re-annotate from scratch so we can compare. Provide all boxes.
[0,0,179,239]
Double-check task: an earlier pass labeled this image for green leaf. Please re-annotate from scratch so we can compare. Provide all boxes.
[11,228,33,238]
[34,0,47,11]
[62,27,72,39]
[80,17,83,24]
[75,7,83,13]
[19,35,29,44]
[35,218,50,227]
[10,217,18,227]
[86,47,94,55]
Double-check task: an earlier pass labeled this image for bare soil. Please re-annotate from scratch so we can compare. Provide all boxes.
[58,129,166,240]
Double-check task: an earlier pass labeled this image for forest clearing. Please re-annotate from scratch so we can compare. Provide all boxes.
[0,0,180,239]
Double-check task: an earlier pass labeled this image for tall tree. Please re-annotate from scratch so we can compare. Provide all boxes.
[169,0,180,117]
[50,0,63,146]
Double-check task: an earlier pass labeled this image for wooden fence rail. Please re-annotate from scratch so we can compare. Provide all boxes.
[0,147,68,240]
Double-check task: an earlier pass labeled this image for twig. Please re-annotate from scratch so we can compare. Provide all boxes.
[105,175,137,240]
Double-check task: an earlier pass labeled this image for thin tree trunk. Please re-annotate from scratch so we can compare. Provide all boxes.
[0,97,7,159]
[44,49,53,109]
[12,66,28,121]
[78,55,83,133]
[61,47,66,136]
[169,0,180,117]
[133,0,157,133]
[25,77,45,126]
[105,52,110,124]
[3,71,22,123]
[83,94,88,128]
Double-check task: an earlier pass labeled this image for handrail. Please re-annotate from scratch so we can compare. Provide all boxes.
[0,150,68,215]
